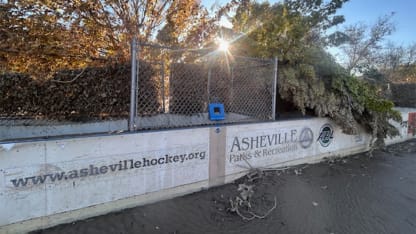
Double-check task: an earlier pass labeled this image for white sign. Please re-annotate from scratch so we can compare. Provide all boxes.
[225,121,319,174]
[0,128,209,226]
[225,119,371,175]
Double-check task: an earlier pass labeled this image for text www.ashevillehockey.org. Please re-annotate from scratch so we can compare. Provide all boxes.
[10,151,206,188]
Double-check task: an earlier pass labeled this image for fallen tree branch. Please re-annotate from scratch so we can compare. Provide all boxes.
[248,196,277,219]
[230,196,277,221]
[51,67,86,83]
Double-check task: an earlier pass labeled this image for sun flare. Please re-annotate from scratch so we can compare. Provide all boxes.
[217,38,230,52]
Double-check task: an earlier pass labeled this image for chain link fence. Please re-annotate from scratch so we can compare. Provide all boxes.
[132,43,277,130]
[1,41,276,140]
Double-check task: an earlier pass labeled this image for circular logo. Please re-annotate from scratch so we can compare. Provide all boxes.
[318,124,334,147]
[299,127,314,149]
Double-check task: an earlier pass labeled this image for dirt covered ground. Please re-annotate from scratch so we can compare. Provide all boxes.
[33,139,416,234]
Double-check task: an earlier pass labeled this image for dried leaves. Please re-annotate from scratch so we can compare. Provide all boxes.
[0,0,215,77]
[0,62,160,121]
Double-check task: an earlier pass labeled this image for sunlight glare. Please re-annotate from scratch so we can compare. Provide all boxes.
[218,38,229,52]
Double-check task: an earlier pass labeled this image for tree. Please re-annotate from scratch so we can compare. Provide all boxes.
[380,43,416,83]
[339,13,396,74]
[229,0,348,60]
[0,0,213,76]
[225,0,401,142]
[0,1,91,76]
[354,42,416,84]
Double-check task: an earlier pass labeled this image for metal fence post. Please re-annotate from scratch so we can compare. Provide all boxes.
[136,44,140,125]
[161,61,166,113]
[272,57,278,120]
[230,65,234,109]
[129,38,138,131]
[207,64,211,104]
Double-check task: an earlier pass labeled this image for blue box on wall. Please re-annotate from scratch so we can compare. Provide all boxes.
[208,103,225,121]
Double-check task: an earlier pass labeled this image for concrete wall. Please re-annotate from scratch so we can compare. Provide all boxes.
[1,113,415,233]
[0,120,128,142]
[386,108,416,145]
[0,113,256,142]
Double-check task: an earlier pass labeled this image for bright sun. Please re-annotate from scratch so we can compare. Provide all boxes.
[217,38,229,52]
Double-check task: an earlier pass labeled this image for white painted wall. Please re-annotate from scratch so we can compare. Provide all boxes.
[0,110,415,233]
[0,128,209,229]
[385,108,416,145]
[225,118,371,175]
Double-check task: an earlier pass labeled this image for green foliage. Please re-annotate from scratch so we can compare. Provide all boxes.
[334,75,401,138]
[229,0,401,141]
[231,0,347,60]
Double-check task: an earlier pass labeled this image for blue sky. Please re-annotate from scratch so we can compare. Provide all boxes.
[337,0,416,46]
[202,0,416,46]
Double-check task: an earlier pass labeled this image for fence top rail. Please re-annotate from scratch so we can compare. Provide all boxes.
[233,55,274,63]
[138,42,275,63]
[138,42,214,52]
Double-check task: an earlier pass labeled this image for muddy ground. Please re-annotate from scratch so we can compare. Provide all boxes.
[33,139,416,234]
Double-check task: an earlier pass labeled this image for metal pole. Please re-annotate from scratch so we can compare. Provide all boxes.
[272,57,278,120]
[168,59,173,113]
[230,65,234,110]
[129,38,137,131]
[207,65,211,104]
[136,44,140,124]
[161,61,166,113]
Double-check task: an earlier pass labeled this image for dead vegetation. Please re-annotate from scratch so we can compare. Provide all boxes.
[0,62,160,121]
[228,182,277,221]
